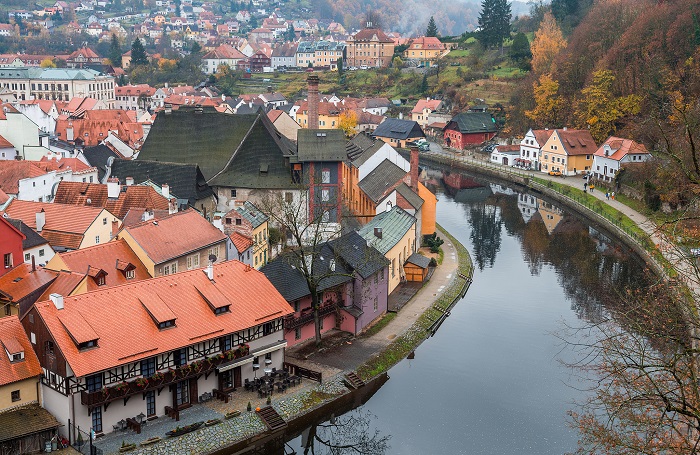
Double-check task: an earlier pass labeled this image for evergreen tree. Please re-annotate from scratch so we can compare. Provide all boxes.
[130,38,148,66]
[190,41,201,54]
[477,0,512,49]
[426,16,438,37]
[286,23,296,42]
[509,32,531,69]
[420,74,428,93]
[109,33,122,68]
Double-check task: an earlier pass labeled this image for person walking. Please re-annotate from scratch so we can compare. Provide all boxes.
[612,191,615,200]
[606,192,610,200]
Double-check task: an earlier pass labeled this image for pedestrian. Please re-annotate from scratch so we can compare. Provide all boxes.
[606,192,610,200]
[612,192,615,200]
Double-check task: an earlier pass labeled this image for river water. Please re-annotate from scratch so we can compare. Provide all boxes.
[286,175,651,455]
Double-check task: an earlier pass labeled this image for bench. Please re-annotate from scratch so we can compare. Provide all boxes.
[164,405,179,421]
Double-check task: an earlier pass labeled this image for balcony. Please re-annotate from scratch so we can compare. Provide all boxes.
[81,345,250,407]
[284,303,338,330]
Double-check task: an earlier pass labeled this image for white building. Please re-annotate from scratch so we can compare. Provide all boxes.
[592,136,653,182]
[0,67,115,104]
[518,128,554,171]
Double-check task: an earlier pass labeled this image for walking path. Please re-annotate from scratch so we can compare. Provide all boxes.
[424,146,700,299]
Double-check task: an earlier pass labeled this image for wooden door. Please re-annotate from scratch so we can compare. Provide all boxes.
[234,366,242,388]
[189,377,198,404]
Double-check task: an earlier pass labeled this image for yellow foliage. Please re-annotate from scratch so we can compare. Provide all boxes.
[158,59,177,71]
[338,110,358,137]
[525,73,563,128]
[40,58,56,68]
[530,12,566,75]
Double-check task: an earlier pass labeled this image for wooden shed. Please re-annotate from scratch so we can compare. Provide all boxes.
[404,253,431,282]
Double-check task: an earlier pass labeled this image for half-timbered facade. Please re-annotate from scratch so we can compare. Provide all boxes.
[21,260,292,437]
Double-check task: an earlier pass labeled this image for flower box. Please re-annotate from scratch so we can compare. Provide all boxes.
[205,418,221,426]
[139,437,161,446]
[224,410,241,419]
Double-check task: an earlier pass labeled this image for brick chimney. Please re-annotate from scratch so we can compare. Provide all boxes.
[410,146,419,192]
[307,74,320,129]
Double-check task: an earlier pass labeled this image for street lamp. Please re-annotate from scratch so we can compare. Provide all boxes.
[252,363,259,379]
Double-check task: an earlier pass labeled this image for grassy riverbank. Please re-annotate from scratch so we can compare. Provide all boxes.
[356,225,473,381]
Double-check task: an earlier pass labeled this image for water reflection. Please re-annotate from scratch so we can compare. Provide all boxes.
[298,409,390,455]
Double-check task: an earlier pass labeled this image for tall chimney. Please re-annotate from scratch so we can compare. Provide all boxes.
[307,74,320,129]
[125,176,134,186]
[410,146,419,192]
[106,178,120,198]
[162,184,170,199]
[111,219,119,238]
[36,209,45,232]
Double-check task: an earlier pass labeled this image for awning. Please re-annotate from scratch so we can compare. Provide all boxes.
[217,340,287,373]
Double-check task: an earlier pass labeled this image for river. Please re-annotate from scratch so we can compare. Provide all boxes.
[285,175,651,455]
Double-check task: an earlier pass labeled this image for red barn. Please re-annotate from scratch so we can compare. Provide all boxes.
[443,112,497,149]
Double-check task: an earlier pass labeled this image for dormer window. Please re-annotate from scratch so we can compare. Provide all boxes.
[158,320,176,329]
[78,339,98,350]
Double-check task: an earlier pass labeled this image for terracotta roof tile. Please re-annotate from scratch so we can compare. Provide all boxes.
[38,271,85,301]
[0,134,12,148]
[33,260,293,377]
[351,28,392,43]
[555,129,597,155]
[594,136,650,161]
[229,231,253,253]
[0,264,57,304]
[53,181,171,219]
[5,200,109,235]
[121,209,226,264]
[411,98,442,114]
[0,161,49,194]
[0,316,42,386]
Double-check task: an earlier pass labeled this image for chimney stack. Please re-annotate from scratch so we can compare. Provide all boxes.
[125,176,134,186]
[49,293,64,310]
[36,209,45,232]
[162,184,170,199]
[410,146,419,192]
[205,254,216,281]
[307,74,320,129]
[374,227,382,239]
[111,219,119,238]
[106,178,120,198]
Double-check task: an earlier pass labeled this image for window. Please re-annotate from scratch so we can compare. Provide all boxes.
[373,297,378,312]
[146,391,156,417]
[85,374,103,392]
[230,189,237,197]
[11,390,20,402]
[208,246,220,259]
[103,217,107,225]
[125,269,135,279]
[79,339,98,350]
[4,253,12,269]
[30,333,35,344]
[25,253,30,261]
[158,320,175,329]
[186,254,200,270]
[285,192,293,203]
[141,358,156,377]
[173,348,187,366]
[95,236,100,244]
[39,249,44,257]
[321,189,330,202]
[321,169,331,183]
[92,406,103,433]
[163,262,177,275]
[380,268,384,281]
[235,218,242,225]
[295,328,301,340]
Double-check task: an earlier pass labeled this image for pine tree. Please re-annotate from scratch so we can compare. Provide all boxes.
[420,74,428,94]
[426,16,438,37]
[109,33,122,68]
[477,0,512,50]
[286,23,295,42]
[130,38,148,66]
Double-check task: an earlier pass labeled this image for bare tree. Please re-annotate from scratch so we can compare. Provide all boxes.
[301,409,390,455]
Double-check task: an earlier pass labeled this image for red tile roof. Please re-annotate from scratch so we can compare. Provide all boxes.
[0,316,42,386]
[4,200,115,250]
[351,28,392,43]
[120,209,226,264]
[0,264,57,305]
[33,260,293,377]
[408,36,445,50]
[267,110,283,123]
[47,239,151,290]
[121,209,171,228]
[0,161,49,194]
[530,129,554,147]
[53,181,171,219]
[38,270,85,301]
[411,98,442,114]
[554,129,597,155]
[230,231,253,253]
[202,44,246,60]
[594,136,650,161]
[55,109,143,147]
[115,84,157,97]
[0,134,11,148]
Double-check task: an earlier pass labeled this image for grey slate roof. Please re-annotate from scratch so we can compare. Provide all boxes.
[261,231,388,301]
[406,252,431,268]
[351,141,384,167]
[6,218,49,249]
[358,159,407,203]
[296,129,347,162]
[109,159,214,205]
[357,206,416,255]
[395,182,424,210]
[137,106,297,189]
[236,201,268,228]
[448,112,497,134]
[372,118,425,140]
[83,144,119,181]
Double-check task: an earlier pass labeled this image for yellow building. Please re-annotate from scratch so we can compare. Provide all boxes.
[345,28,395,68]
[0,316,42,410]
[540,128,597,176]
[358,206,417,294]
[226,202,270,269]
[537,200,563,235]
[295,100,346,129]
[404,36,447,66]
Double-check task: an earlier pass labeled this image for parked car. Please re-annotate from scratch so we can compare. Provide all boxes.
[359,65,368,70]
[548,170,562,176]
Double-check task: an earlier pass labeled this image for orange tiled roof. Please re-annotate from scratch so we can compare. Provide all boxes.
[267,110,283,122]
[33,260,293,377]
[121,209,171,228]
[120,209,226,264]
[0,134,11,148]
[47,239,151,290]
[230,231,253,253]
[530,129,554,147]
[55,110,143,147]
[594,136,650,161]
[409,36,445,50]
[0,161,49,194]
[53,181,170,219]
[0,264,57,304]
[115,84,157,97]
[351,28,392,43]
[0,316,42,386]
[411,98,442,114]
[38,270,86,301]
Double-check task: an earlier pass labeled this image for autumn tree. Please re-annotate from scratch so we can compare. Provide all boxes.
[530,11,566,75]
[426,16,438,37]
[477,0,512,50]
[525,73,563,127]
[574,69,641,143]
[338,110,358,137]
[40,58,56,68]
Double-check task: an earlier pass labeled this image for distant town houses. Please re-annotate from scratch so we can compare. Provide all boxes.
[0,67,115,105]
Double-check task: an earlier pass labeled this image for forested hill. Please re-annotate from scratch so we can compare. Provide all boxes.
[308,0,528,35]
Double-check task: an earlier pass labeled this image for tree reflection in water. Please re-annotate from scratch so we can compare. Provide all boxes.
[300,409,390,455]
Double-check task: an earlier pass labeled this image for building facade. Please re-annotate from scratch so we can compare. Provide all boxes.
[0,68,115,104]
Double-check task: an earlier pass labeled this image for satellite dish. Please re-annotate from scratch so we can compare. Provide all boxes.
[209,254,217,263]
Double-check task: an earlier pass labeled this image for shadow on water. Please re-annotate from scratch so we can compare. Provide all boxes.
[213,373,390,455]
